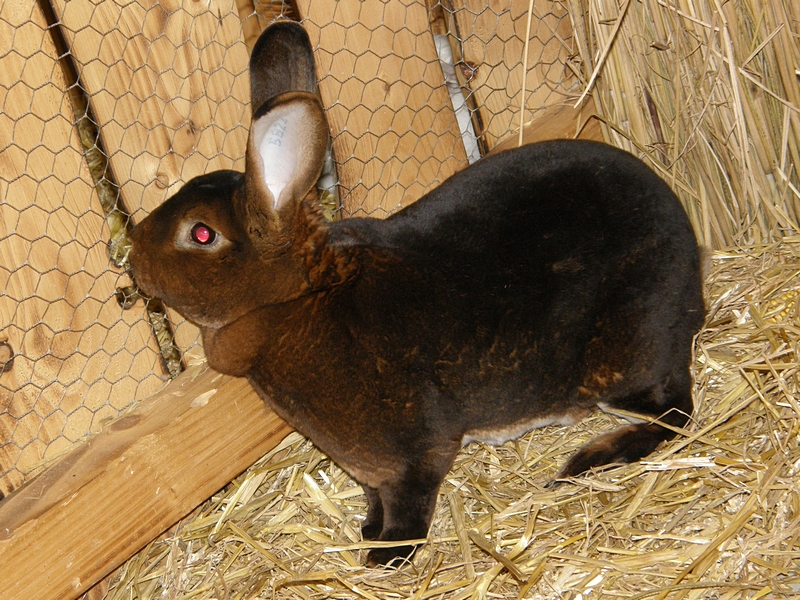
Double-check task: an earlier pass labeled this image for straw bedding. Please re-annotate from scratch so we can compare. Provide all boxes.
[100,241,800,599]
[572,0,800,249]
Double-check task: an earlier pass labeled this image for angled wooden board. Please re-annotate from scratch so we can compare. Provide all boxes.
[490,100,604,154]
[296,0,469,217]
[0,0,165,495]
[0,364,293,600]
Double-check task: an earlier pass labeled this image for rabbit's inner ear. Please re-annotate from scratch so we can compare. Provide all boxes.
[251,105,302,209]
[249,96,326,212]
[246,92,328,214]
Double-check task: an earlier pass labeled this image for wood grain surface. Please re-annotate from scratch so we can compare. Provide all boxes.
[0,0,164,495]
[297,0,469,216]
[49,0,259,353]
[439,0,578,151]
[0,364,292,600]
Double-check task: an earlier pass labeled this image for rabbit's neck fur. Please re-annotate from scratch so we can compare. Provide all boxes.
[296,199,360,291]
[201,303,292,377]
[201,198,359,376]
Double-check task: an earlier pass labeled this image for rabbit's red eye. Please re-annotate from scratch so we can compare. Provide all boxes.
[191,223,216,245]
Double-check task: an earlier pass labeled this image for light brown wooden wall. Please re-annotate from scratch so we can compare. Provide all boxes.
[434,0,580,152]
[297,0,469,216]
[0,0,166,495]
[0,0,582,499]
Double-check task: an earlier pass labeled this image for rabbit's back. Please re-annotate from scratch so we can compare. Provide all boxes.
[345,140,693,271]
[313,140,703,443]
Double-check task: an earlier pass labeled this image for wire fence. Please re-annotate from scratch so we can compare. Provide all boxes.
[0,0,577,495]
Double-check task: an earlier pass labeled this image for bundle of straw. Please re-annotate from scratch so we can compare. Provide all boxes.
[571,0,800,248]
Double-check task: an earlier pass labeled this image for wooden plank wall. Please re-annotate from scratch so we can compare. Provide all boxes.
[51,0,255,354]
[435,0,579,152]
[0,0,586,546]
[297,0,469,216]
[0,0,165,496]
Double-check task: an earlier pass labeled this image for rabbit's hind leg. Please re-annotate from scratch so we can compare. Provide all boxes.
[559,368,694,478]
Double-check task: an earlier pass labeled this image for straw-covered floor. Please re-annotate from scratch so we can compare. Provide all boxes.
[101,241,800,599]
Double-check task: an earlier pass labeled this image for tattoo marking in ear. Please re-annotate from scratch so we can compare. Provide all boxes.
[266,117,289,147]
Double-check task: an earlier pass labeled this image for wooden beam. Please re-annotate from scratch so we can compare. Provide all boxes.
[0,364,292,600]
[489,99,604,155]
[236,0,292,49]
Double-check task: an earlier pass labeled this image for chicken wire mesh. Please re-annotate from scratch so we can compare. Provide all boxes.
[0,0,578,496]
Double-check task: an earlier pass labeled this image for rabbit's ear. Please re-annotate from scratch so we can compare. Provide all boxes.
[250,21,317,112]
[246,92,328,215]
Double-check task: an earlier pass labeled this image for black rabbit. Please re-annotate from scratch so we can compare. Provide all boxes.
[129,21,705,567]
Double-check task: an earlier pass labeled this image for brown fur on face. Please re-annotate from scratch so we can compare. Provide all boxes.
[129,171,312,329]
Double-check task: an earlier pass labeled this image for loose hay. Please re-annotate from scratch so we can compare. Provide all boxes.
[104,241,800,599]
[572,0,800,249]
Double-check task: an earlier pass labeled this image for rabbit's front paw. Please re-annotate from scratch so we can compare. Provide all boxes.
[366,544,417,568]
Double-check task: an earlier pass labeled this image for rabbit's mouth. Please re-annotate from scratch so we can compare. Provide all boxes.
[126,241,290,330]
[127,251,165,306]
[126,244,184,316]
